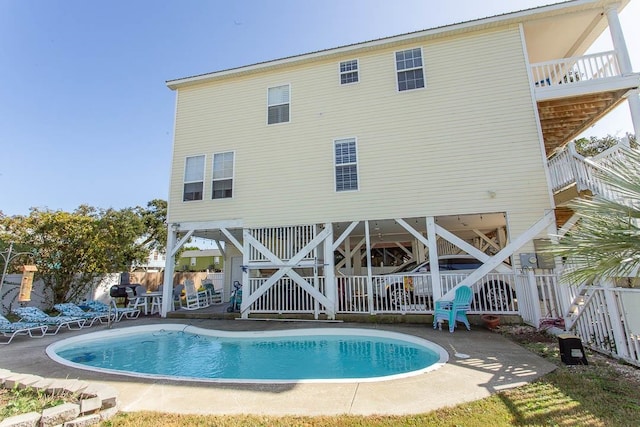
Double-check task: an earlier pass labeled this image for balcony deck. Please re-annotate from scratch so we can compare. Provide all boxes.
[531,51,639,154]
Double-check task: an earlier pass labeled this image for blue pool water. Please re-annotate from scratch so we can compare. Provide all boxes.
[47,325,448,383]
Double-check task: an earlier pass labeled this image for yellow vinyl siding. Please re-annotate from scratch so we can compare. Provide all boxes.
[168,26,551,235]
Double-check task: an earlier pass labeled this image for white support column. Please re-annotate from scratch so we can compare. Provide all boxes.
[160,224,178,317]
[606,6,632,74]
[426,217,441,300]
[605,6,640,136]
[364,220,374,311]
[241,229,250,319]
[323,223,336,319]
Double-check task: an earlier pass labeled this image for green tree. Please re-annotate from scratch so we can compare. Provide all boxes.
[136,199,168,251]
[573,133,636,157]
[0,206,149,307]
[550,147,640,284]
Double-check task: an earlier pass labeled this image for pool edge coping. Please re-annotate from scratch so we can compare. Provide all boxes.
[46,323,449,384]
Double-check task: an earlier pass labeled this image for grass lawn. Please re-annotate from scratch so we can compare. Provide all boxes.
[2,326,639,426]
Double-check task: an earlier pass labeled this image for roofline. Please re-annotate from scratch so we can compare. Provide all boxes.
[166,0,623,90]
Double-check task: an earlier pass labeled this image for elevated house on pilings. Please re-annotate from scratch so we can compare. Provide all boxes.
[160,0,640,327]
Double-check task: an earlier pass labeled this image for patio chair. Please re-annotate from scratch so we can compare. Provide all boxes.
[433,285,473,333]
[183,279,210,310]
[12,306,86,335]
[202,279,223,305]
[0,313,48,344]
[84,300,140,322]
[54,302,110,327]
[172,284,185,310]
[125,287,149,315]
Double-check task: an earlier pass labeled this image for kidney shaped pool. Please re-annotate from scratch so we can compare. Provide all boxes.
[46,324,449,383]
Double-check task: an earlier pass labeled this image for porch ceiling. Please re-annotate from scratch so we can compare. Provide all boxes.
[334,213,507,246]
[523,6,610,64]
[538,89,629,155]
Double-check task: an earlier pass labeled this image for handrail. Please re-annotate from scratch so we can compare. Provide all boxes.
[531,51,620,88]
[547,142,629,197]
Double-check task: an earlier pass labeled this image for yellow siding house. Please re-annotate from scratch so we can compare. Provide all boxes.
[161,0,640,323]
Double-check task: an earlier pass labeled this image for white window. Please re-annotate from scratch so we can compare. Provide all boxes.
[267,84,290,124]
[183,155,205,201]
[190,257,196,266]
[334,138,358,192]
[339,59,359,84]
[212,151,234,199]
[395,48,424,91]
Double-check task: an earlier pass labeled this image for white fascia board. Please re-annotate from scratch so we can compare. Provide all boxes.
[167,0,622,90]
[535,74,640,101]
[174,220,244,231]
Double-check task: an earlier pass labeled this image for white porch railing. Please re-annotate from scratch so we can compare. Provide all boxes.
[531,51,620,88]
[547,142,629,200]
[248,276,326,314]
[336,272,520,314]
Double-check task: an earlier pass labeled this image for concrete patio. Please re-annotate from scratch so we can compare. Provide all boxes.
[0,317,556,416]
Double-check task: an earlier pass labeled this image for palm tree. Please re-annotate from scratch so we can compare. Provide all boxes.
[550,147,640,284]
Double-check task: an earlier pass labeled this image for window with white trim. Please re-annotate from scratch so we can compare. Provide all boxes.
[334,138,358,192]
[339,59,359,84]
[395,48,424,91]
[212,151,234,199]
[267,84,290,124]
[183,155,205,201]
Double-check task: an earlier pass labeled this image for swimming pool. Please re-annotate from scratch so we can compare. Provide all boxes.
[46,324,448,383]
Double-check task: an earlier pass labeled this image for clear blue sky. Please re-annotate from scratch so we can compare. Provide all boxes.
[1,0,638,216]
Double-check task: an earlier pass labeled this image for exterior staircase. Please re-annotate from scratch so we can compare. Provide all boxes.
[547,140,633,329]
[548,139,630,205]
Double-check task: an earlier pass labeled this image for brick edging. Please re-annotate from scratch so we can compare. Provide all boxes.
[0,369,118,427]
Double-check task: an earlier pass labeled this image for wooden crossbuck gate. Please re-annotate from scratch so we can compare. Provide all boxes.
[241,224,335,318]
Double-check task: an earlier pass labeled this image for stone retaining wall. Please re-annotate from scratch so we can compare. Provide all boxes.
[0,369,118,427]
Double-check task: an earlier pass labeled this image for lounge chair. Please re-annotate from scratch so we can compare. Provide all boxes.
[0,313,48,344]
[84,300,140,322]
[54,303,110,327]
[433,285,473,333]
[12,306,86,335]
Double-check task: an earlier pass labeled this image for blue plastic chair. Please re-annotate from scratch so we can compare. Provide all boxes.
[433,285,473,333]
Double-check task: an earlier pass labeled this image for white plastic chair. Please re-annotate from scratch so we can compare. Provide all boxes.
[172,284,185,310]
[125,287,149,315]
[183,279,209,310]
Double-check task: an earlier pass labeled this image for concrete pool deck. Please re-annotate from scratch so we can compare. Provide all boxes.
[0,317,557,416]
